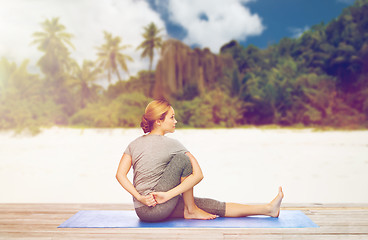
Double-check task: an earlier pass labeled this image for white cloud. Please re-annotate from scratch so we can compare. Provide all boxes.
[0,0,166,84]
[167,0,264,53]
[289,26,310,39]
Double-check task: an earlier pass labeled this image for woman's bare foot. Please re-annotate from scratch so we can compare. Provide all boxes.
[184,206,217,220]
[268,186,284,218]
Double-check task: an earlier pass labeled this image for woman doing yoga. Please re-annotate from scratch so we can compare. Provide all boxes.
[116,99,284,222]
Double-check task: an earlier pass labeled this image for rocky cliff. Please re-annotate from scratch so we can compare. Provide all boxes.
[153,39,233,100]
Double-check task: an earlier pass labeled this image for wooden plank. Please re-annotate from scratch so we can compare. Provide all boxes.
[1,226,368,234]
[1,203,367,210]
[224,234,368,240]
[1,203,368,240]
[1,231,224,240]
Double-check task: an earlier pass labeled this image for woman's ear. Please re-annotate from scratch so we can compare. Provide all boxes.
[155,119,161,126]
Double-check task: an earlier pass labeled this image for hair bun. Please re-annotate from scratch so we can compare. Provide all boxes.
[140,115,151,133]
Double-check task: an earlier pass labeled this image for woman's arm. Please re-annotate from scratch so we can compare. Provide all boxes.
[116,153,157,207]
[152,152,204,204]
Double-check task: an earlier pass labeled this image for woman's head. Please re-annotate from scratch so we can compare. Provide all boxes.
[141,99,177,134]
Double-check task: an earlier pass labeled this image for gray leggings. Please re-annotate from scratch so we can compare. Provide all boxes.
[135,153,226,222]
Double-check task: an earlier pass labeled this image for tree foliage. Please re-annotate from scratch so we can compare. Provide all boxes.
[70,92,151,128]
[218,0,368,128]
[67,60,103,109]
[0,58,58,134]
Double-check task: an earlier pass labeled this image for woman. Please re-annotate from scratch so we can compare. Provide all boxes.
[116,99,284,222]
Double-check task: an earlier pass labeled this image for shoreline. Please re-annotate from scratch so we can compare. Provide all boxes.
[1,123,368,137]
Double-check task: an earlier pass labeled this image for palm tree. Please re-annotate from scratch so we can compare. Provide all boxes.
[96,31,133,82]
[136,22,163,71]
[31,17,77,117]
[68,60,102,108]
[31,17,74,77]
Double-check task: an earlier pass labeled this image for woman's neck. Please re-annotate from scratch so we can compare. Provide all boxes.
[148,128,165,136]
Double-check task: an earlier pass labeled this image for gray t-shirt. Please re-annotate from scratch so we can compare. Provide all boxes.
[124,134,189,208]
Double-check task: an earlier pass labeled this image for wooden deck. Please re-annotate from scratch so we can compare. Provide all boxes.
[1,203,367,240]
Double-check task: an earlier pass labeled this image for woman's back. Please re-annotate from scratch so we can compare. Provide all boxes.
[124,134,188,208]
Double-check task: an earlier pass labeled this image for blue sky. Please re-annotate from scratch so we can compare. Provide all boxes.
[148,0,356,49]
[243,0,355,48]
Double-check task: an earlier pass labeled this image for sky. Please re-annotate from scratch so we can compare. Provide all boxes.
[0,0,356,84]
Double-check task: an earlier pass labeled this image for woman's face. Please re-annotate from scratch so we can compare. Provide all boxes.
[159,106,177,134]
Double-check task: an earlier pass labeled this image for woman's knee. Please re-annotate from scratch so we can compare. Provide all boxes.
[172,153,192,177]
[135,196,180,222]
[135,207,165,222]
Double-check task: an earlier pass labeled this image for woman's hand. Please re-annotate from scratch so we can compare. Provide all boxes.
[151,192,171,204]
[139,193,157,207]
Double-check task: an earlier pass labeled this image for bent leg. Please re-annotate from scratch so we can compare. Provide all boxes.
[181,185,217,220]
[135,153,193,222]
[154,153,216,220]
[153,153,193,192]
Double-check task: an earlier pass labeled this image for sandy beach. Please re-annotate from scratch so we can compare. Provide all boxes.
[0,127,367,204]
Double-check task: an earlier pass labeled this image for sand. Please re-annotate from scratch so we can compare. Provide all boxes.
[0,127,367,204]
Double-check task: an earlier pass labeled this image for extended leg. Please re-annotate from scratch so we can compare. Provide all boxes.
[225,187,284,217]
[170,187,283,219]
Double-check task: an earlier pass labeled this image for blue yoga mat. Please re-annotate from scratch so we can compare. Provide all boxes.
[58,210,318,228]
